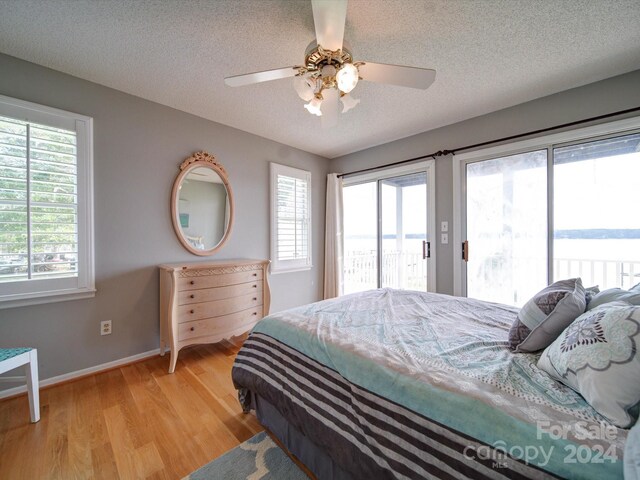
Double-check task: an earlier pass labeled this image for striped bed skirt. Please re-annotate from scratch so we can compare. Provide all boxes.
[232,332,557,480]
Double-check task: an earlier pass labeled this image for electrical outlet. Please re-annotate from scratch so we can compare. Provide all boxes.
[441,233,449,244]
[441,221,449,232]
[101,320,112,336]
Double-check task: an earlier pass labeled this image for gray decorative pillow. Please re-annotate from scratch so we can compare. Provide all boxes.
[508,278,586,352]
[586,287,640,311]
[538,302,640,428]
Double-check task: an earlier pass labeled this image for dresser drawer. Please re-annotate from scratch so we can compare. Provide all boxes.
[177,292,262,323]
[177,269,263,291]
[178,307,262,341]
[178,282,262,305]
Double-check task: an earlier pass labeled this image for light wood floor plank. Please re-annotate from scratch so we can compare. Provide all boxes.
[0,334,263,479]
[103,403,140,479]
[44,383,73,479]
[0,423,29,478]
[68,378,102,478]
[122,360,205,476]
[91,442,120,480]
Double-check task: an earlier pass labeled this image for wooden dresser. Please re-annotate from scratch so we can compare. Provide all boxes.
[159,259,270,373]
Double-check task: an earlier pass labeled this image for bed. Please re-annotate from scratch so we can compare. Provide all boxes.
[231,288,628,479]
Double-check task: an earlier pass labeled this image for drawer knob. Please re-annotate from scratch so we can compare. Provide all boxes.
[252,297,257,301]
[253,284,257,288]
[190,280,195,285]
[190,309,195,314]
[190,294,195,299]
[253,312,257,316]
[190,327,195,331]
[253,273,257,277]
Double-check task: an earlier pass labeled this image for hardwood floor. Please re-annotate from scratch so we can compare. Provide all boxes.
[0,335,263,479]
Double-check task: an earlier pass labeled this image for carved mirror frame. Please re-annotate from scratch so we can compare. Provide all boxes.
[171,151,234,256]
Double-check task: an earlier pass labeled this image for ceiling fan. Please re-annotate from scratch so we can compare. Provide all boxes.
[223,0,436,127]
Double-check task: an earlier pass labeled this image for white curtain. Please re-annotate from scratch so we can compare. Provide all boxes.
[324,173,344,299]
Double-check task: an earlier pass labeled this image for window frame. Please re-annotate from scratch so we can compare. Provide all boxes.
[0,94,95,309]
[452,115,640,297]
[270,162,312,274]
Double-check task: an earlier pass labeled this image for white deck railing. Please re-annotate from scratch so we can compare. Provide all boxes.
[344,251,426,294]
[343,251,640,296]
[554,257,640,290]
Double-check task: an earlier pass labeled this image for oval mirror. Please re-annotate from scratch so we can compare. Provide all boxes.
[171,151,234,256]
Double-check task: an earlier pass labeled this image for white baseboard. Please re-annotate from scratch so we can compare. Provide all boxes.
[0,348,163,400]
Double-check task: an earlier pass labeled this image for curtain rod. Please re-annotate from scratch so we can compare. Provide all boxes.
[337,105,640,179]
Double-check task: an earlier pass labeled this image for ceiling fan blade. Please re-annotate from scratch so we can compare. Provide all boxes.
[311,0,347,51]
[358,62,436,90]
[321,88,339,128]
[224,66,298,87]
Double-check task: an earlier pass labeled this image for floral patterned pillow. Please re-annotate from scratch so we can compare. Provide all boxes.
[508,278,586,352]
[538,301,640,428]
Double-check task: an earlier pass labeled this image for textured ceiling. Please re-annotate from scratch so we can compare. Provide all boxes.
[1,0,639,158]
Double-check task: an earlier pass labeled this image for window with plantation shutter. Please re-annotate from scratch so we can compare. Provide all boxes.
[270,163,312,273]
[0,95,94,308]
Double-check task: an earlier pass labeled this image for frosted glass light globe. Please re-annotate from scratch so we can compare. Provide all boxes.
[336,63,359,93]
[304,96,323,116]
[293,74,316,101]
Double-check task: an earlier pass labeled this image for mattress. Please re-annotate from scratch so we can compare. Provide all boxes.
[232,288,627,479]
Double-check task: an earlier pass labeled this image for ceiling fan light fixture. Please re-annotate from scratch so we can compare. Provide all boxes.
[340,93,360,113]
[336,62,359,93]
[223,2,437,125]
[293,73,317,101]
[304,95,323,116]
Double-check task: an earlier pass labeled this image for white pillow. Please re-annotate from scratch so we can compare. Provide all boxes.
[538,301,640,428]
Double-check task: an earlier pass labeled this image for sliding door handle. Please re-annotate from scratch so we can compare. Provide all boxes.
[462,240,469,262]
[422,240,430,259]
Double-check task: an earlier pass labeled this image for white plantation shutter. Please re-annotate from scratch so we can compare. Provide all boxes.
[0,95,94,308]
[0,117,78,280]
[270,163,312,272]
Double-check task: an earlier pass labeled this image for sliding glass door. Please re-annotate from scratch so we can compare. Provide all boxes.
[465,151,547,305]
[343,163,435,295]
[459,124,640,306]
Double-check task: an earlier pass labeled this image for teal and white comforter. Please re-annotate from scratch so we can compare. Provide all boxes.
[233,289,627,479]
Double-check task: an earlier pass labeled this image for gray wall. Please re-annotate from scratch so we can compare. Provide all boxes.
[0,53,329,384]
[330,69,640,295]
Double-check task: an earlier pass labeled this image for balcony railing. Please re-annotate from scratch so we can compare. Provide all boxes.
[344,251,426,294]
[554,257,640,290]
[343,250,640,299]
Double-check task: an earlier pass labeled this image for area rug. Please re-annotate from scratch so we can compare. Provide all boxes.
[184,431,308,480]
